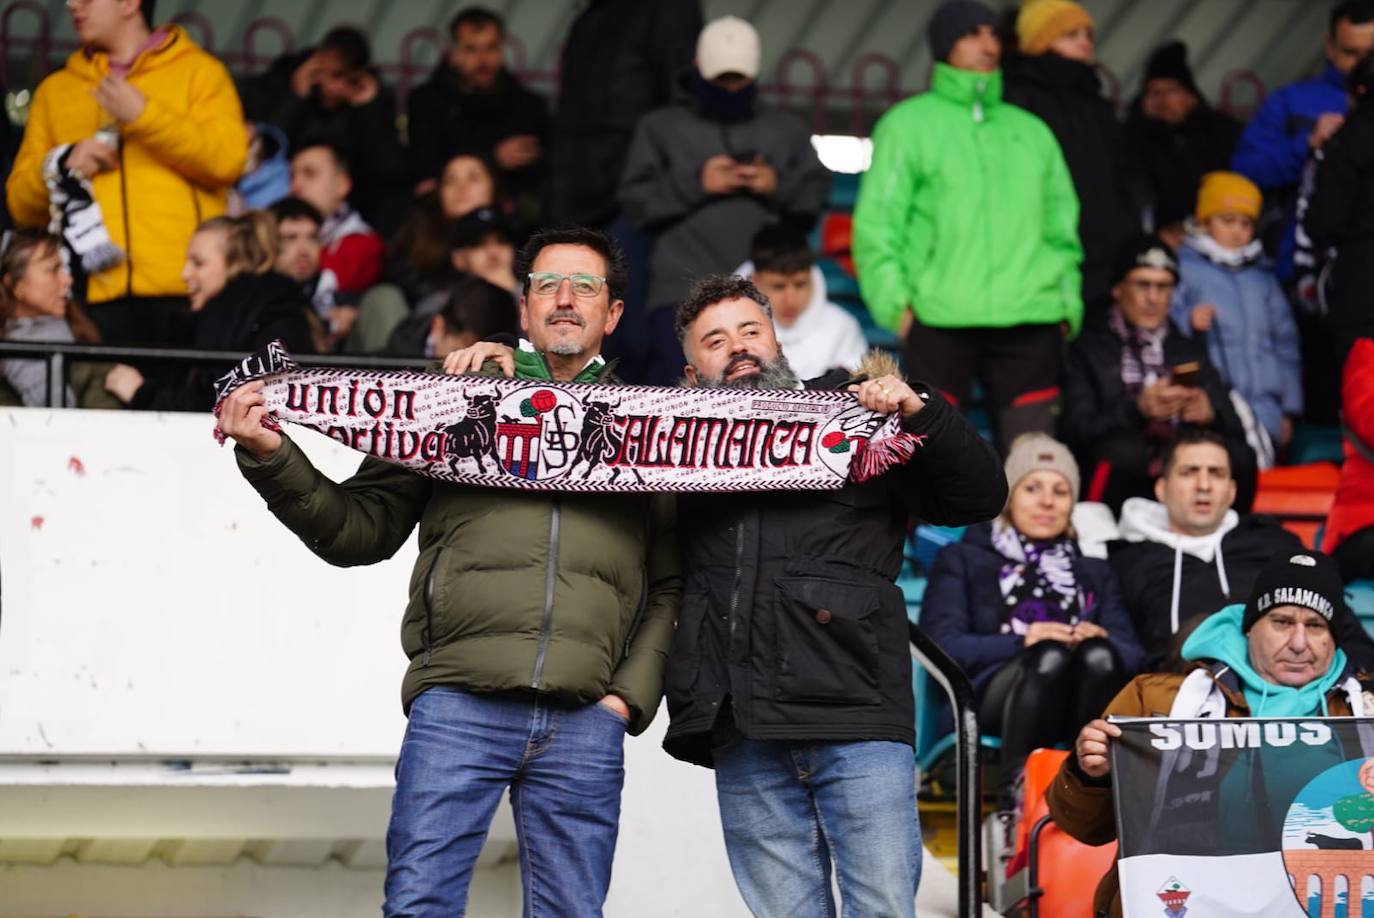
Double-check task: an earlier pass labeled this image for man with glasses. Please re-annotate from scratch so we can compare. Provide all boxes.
[217,227,680,918]
[1059,234,1254,513]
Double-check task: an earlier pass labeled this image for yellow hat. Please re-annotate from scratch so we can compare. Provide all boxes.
[1195,171,1262,222]
[1017,0,1094,55]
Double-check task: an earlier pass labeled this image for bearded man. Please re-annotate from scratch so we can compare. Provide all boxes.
[664,275,1005,917]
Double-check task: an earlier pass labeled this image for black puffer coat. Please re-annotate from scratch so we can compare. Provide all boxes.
[546,0,702,227]
[1005,53,1138,310]
[1304,102,1374,354]
[663,369,1007,767]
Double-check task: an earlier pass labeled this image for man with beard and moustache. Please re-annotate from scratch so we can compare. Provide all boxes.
[441,274,1007,914]
[617,15,830,385]
[668,275,1005,916]
[218,227,680,918]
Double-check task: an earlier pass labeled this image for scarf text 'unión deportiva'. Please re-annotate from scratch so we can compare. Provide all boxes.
[212,342,924,492]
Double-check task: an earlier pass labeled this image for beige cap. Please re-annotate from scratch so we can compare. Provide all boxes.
[697,16,761,81]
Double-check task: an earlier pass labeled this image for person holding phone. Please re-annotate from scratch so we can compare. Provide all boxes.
[618,15,831,384]
[1059,234,1257,513]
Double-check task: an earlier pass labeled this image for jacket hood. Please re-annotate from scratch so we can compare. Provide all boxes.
[1181,230,1266,271]
[1117,497,1238,561]
[1118,497,1239,636]
[736,259,830,325]
[66,25,198,79]
[931,63,1003,118]
[1182,603,1347,717]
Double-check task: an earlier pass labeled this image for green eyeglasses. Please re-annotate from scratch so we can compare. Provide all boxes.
[527,272,606,297]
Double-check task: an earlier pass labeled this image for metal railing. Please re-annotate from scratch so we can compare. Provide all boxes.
[0,2,1272,132]
[909,621,983,917]
[0,341,428,409]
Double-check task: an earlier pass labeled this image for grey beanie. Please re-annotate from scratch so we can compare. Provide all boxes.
[1004,433,1081,501]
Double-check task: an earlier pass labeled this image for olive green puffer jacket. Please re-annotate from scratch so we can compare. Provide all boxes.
[236,431,680,735]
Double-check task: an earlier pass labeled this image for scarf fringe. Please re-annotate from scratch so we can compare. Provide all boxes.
[851,431,925,482]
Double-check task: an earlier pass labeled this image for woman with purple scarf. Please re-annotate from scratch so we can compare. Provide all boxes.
[922,433,1144,805]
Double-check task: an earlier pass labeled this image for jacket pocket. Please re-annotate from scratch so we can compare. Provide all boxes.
[773,576,880,704]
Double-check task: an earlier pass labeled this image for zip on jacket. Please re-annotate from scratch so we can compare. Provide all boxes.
[421,546,446,667]
[530,500,561,688]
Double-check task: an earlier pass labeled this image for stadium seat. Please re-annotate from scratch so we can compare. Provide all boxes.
[1002,748,1117,918]
[819,212,855,277]
[1348,581,1374,638]
[1288,424,1345,467]
[1252,462,1341,549]
[903,563,1003,776]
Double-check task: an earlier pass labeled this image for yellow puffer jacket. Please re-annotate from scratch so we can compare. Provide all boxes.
[7,27,248,304]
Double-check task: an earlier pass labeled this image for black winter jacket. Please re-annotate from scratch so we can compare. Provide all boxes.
[1304,103,1374,346]
[1004,53,1138,310]
[662,373,1008,767]
[238,51,409,233]
[547,0,702,227]
[923,522,1144,694]
[1123,100,1243,229]
[1059,318,1250,485]
[1106,512,1374,673]
[130,272,314,412]
[407,67,549,212]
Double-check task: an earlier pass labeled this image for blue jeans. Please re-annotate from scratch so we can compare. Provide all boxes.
[384,686,628,918]
[713,738,922,918]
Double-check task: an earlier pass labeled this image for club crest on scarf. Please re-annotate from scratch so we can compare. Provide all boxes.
[212,343,924,492]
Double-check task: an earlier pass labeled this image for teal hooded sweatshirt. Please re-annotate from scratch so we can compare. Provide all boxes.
[1182,603,1348,717]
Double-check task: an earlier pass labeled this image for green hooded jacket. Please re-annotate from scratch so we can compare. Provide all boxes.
[852,63,1084,335]
[235,354,681,735]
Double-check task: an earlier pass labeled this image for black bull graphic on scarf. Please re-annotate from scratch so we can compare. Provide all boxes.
[212,343,923,493]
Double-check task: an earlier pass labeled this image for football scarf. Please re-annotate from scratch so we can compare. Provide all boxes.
[212,342,924,492]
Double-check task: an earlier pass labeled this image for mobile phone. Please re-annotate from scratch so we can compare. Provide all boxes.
[731,150,758,164]
[1170,361,1201,388]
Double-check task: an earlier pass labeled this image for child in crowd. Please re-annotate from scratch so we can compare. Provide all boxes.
[0,230,123,408]
[738,223,867,380]
[288,141,385,348]
[1172,171,1302,448]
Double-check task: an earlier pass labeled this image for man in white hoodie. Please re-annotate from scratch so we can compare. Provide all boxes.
[1108,428,1374,670]
[737,223,868,380]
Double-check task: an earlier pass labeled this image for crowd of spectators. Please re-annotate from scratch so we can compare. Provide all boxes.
[8,0,1374,817]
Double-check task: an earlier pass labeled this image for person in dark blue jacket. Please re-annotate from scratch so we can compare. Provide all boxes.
[1231,0,1374,282]
[923,433,1144,804]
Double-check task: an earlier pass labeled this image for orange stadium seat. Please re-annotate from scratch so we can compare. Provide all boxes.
[819,212,855,276]
[1251,462,1341,549]
[1004,748,1117,918]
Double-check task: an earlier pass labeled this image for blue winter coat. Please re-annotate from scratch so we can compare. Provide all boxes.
[921,522,1145,695]
[1170,238,1302,443]
[1231,64,1348,280]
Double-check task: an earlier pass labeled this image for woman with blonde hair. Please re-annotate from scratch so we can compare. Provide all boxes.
[105,211,314,409]
[922,433,1143,805]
